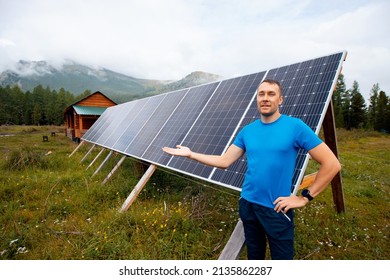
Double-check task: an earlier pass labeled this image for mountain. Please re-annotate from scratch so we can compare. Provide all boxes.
[156,71,222,94]
[0,60,222,103]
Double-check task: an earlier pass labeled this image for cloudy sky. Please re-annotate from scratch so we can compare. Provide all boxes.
[1,0,389,99]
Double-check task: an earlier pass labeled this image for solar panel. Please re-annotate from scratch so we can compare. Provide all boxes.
[167,72,265,180]
[125,88,189,158]
[94,103,134,146]
[109,98,151,152]
[101,101,139,148]
[82,106,113,142]
[211,52,345,192]
[97,96,162,154]
[141,83,219,165]
[81,51,346,194]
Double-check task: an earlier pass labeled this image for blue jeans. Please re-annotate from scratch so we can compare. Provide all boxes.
[239,198,295,260]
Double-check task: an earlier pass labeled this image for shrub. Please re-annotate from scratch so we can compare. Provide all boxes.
[6,147,48,170]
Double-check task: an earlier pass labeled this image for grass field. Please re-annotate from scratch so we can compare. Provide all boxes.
[0,125,389,260]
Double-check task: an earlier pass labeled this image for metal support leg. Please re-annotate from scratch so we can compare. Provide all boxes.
[68,140,84,158]
[81,144,96,162]
[92,150,113,177]
[102,155,126,185]
[119,164,157,212]
[87,148,105,170]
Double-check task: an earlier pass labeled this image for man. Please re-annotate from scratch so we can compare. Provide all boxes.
[162,79,341,260]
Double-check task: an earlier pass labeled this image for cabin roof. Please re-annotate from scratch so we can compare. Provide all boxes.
[72,105,108,116]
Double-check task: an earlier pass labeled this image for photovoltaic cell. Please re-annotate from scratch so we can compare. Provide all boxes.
[141,82,219,165]
[82,51,346,194]
[87,107,118,143]
[125,88,189,158]
[94,103,134,146]
[110,98,151,152]
[119,95,166,154]
[102,101,139,148]
[211,52,346,192]
[167,72,265,180]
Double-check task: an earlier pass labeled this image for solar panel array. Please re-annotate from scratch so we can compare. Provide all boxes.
[82,51,346,193]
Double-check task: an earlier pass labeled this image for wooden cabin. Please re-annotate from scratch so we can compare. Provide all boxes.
[64,91,117,142]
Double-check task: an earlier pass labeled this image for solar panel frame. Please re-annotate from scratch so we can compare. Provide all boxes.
[82,106,113,142]
[93,103,134,146]
[141,83,219,166]
[101,101,140,148]
[81,51,347,195]
[210,51,346,193]
[108,98,152,153]
[124,88,189,158]
[167,72,265,180]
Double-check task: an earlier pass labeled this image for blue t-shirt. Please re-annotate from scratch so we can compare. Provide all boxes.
[233,115,322,208]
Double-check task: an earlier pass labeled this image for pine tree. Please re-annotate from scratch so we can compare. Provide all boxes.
[0,86,11,124]
[376,90,390,132]
[23,91,33,124]
[31,85,45,125]
[385,92,390,133]
[349,81,367,129]
[332,74,346,128]
[368,83,380,130]
[10,86,25,124]
[341,88,352,130]
[55,88,75,125]
[343,81,366,129]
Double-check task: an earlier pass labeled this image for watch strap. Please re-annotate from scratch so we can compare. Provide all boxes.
[302,189,314,201]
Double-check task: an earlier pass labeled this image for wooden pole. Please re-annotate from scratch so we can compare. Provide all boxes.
[92,150,113,177]
[68,140,84,158]
[102,155,127,185]
[81,144,96,162]
[86,148,105,170]
[119,164,157,213]
[218,219,245,260]
[322,100,346,213]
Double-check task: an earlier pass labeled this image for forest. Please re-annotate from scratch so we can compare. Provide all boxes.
[0,74,389,132]
[0,85,91,126]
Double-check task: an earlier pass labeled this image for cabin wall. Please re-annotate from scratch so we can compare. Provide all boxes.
[77,93,116,107]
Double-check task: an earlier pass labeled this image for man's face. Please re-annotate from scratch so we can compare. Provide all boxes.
[256,82,283,117]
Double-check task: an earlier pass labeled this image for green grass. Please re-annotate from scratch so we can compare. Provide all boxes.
[0,126,389,259]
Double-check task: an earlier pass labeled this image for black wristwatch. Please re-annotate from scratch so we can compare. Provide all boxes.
[301,189,314,201]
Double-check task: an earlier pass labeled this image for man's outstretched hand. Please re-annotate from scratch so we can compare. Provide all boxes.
[162,145,192,157]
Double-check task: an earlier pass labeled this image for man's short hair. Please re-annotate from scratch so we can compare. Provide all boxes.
[259,79,283,96]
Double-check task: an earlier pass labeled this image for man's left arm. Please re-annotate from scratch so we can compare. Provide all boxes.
[304,142,341,197]
[274,142,341,212]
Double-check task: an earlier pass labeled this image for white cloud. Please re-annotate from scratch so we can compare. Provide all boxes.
[0,0,389,98]
[0,38,15,47]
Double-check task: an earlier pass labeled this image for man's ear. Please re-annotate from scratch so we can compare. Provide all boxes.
[279,95,283,105]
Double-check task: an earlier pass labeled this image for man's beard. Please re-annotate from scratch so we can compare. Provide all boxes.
[260,109,277,117]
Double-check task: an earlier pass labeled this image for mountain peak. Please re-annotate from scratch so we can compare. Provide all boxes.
[15,60,56,76]
[183,71,222,83]
[0,60,222,103]
[158,71,222,92]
